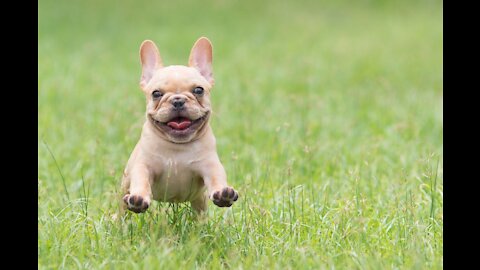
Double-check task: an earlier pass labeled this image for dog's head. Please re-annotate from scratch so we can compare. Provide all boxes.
[138,37,215,143]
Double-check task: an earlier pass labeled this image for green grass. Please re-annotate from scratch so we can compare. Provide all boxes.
[38,0,443,269]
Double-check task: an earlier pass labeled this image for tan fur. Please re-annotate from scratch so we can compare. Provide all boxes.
[121,37,238,214]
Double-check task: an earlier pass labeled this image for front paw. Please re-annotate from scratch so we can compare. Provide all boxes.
[123,194,150,213]
[210,187,238,207]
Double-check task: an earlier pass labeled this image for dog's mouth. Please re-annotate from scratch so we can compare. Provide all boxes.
[151,112,209,139]
[165,117,193,130]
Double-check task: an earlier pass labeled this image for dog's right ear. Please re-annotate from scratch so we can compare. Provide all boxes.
[140,40,163,90]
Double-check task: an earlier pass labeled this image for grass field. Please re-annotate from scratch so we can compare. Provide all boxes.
[38,0,443,269]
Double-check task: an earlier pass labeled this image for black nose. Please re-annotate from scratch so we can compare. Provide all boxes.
[172,97,185,109]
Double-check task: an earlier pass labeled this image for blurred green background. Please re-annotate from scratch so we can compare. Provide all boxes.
[39,0,442,269]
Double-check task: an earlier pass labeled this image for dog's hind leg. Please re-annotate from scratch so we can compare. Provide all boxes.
[190,191,208,216]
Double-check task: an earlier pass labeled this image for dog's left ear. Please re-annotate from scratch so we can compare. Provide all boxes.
[189,37,214,86]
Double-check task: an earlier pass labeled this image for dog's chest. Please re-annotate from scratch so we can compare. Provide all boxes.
[151,156,205,202]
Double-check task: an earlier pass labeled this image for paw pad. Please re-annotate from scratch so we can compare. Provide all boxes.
[211,187,238,207]
[123,194,150,213]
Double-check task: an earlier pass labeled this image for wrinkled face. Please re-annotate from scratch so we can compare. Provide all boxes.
[138,37,215,143]
[145,66,212,143]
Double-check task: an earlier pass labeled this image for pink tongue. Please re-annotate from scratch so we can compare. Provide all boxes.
[167,119,192,130]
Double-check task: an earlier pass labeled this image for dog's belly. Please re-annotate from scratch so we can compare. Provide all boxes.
[151,161,205,203]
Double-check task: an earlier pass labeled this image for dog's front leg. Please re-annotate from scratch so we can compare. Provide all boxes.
[122,164,153,213]
[200,159,239,207]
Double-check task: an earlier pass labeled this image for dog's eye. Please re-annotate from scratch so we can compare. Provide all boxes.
[192,87,204,95]
[152,90,163,99]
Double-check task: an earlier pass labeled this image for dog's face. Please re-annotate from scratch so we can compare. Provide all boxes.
[138,38,215,143]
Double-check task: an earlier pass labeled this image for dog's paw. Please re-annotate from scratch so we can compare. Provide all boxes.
[123,194,150,213]
[211,187,238,207]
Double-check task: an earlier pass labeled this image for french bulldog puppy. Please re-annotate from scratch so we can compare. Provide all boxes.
[121,37,238,214]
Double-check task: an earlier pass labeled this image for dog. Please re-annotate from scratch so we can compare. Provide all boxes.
[121,37,238,214]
